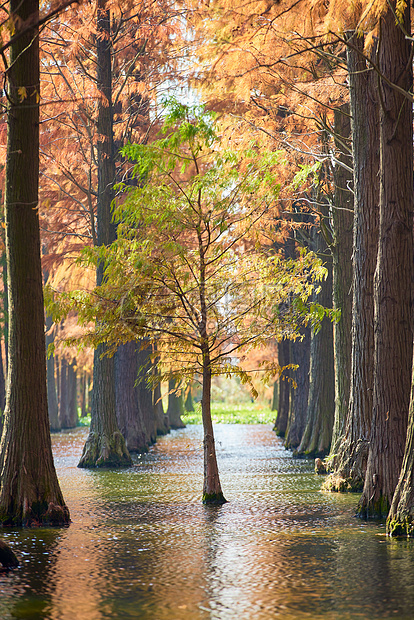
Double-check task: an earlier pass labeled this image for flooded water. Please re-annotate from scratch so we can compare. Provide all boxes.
[1,424,414,619]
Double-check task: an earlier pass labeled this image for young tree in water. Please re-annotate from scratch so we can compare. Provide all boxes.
[54,103,328,503]
[0,0,70,526]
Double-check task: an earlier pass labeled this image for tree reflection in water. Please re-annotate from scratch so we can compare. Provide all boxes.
[1,425,414,619]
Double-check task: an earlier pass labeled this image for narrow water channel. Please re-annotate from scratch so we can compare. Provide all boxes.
[1,424,414,619]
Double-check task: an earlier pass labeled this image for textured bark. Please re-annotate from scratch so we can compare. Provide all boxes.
[329,104,353,456]
[296,229,335,457]
[285,327,311,450]
[358,5,413,518]
[136,343,158,443]
[202,346,226,504]
[79,371,89,418]
[79,1,131,468]
[46,314,60,431]
[167,379,186,429]
[388,365,414,536]
[273,339,290,437]
[326,33,379,492]
[115,342,149,452]
[0,0,69,526]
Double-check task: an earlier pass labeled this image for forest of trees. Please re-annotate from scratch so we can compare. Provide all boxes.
[0,0,414,539]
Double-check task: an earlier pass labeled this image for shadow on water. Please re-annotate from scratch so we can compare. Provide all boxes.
[1,424,414,619]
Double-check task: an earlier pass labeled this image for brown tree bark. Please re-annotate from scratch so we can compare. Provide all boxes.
[46,314,60,432]
[167,379,186,430]
[285,327,311,450]
[325,32,379,492]
[273,339,290,437]
[296,222,335,458]
[0,0,69,526]
[115,342,149,452]
[328,104,353,457]
[358,4,413,518]
[388,365,414,536]
[67,360,78,428]
[58,356,69,429]
[79,0,131,468]
[201,345,226,504]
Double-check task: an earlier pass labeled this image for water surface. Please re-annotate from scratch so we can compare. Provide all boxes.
[1,424,414,619]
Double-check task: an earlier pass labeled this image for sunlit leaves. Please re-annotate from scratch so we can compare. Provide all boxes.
[51,103,330,393]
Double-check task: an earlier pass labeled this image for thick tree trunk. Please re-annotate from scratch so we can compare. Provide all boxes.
[0,0,69,526]
[167,379,186,429]
[388,365,414,536]
[79,0,131,467]
[329,104,353,457]
[136,343,158,443]
[274,233,295,437]
[115,342,149,452]
[296,228,335,457]
[202,347,226,504]
[285,327,311,450]
[358,4,413,518]
[325,33,379,492]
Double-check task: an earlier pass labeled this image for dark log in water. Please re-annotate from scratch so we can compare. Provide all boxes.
[0,540,19,568]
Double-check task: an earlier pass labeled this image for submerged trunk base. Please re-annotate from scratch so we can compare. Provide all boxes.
[0,500,70,528]
[202,492,227,505]
[387,514,414,537]
[357,493,390,520]
[323,439,368,493]
[78,431,132,468]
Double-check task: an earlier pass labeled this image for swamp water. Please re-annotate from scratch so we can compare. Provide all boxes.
[1,424,414,620]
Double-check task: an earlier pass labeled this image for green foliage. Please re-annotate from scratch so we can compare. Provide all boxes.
[183,402,275,425]
[49,101,331,392]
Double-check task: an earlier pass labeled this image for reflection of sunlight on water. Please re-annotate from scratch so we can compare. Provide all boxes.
[1,425,414,619]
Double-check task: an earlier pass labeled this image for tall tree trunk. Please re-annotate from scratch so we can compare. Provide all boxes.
[358,4,413,518]
[388,364,414,536]
[115,342,149,453]
[167,379,186,429]
[202,345,226,504]
[59,357,69,429]
[275,232,296,437]
[273,339,290,437]
[46,313,60,432]
[271,380,278,412]
[0,0,69,525]
[329,104,353,456]
[154,380,169,434]
[136,343,158,443]
[184,385,195,412]
[325,32,379,492]
[285,326,311,450]
[79,0,131,468]
[296,226,335,457]
[67,360,78,428]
